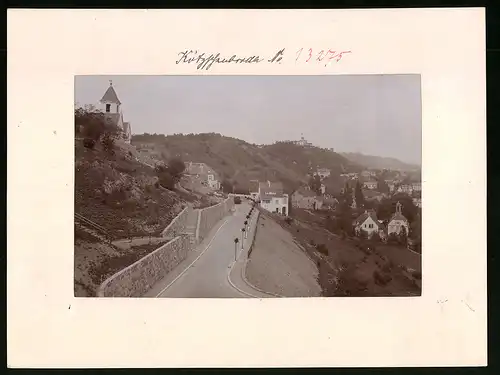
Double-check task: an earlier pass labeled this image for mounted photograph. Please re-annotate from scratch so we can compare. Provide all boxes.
[74,74,422,298]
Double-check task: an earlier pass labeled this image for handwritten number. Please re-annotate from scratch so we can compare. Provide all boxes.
[316,50,325,61]
[295,48,303,63]
[306,48,313,62]
[295,48,352,65]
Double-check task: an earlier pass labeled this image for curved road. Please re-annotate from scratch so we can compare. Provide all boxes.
[146,201,268,298]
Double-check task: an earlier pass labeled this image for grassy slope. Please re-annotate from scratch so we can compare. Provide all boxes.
[75,139,187,239]
[74,139,195,296]
[132,133,360,193]
[277,209,421,297]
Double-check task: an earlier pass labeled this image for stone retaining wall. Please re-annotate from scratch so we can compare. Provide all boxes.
[161,206,189,238]
[97,234,190,297]
[197,197,234,242]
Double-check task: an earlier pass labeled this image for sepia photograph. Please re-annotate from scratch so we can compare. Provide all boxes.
[9,8,486,368]
[75,75,422,298]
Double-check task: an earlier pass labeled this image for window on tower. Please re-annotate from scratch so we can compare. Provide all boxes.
[106,104,111,113]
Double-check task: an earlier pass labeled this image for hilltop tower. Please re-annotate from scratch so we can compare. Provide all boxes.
[97,80,132,144]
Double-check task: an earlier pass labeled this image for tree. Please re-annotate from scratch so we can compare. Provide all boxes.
[354,180,365,208]
[399,225,408,244]
[75,106,119,142]
[341,181,353,207]
[377,178,390,195]
[221,179,233,193]
[167,157,186,181]
[158,171,176,190]
[309,174,322,195]
[410,212,422,240]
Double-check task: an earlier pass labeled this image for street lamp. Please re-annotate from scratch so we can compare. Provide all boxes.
[234,238,239,261]
[241,228,245,249]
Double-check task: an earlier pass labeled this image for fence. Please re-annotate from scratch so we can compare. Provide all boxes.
[74,212,112,243]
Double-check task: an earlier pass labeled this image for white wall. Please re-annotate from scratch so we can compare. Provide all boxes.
[357,216,379,236]
[260,195,288,215]
[388,219,409,235]
[98,101,120,114]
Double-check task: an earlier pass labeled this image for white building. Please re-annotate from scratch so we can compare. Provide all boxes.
[184,162,221,190]
[315,168,331,179]
[97,81,132,143]
[363,180,378,190]
[387,202,409,236]
[258,181,288,216]
[353,209,386,238]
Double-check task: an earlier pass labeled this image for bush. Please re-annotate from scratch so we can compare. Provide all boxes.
[284,217,293,225]
[158,171,176,190]
[75,106,119,141]
[101,133,115,153]
[234,196,242,204]
[167,157,186,179]
[83,138,96,149]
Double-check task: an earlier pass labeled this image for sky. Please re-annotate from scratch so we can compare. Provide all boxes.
[75,75,422,165]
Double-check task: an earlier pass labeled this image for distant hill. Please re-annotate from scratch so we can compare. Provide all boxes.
[132,133,361,193]
[340,152,420,171]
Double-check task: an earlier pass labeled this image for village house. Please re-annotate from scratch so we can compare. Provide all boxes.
[315,168,331,180]
[291,187,323,210]
[291,134,313,148]
[184,162,221,190]
[387,202,409,236]
[320,195,339,211]
[397,184,413,195]
[385,180,396,193]
[341,172,359,180]
[363,189,385,203]
[97,81,132,143]
[258,181,288,216]
[363,180,378,190]
[353,209,386,239]
[411,182,422,192]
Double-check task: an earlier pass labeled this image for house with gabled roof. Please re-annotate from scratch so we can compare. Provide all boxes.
[257,180,288,215]
[291,187,323,210]
[353,209,387,240]
[98,81,132,143]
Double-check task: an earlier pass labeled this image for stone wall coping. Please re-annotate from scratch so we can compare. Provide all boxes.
[161,206,189,237]
[97,235,182,297]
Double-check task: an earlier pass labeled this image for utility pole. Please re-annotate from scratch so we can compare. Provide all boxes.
[241,228,245,249]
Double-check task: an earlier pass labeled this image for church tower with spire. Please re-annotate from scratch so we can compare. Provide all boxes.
[97,80,132,144]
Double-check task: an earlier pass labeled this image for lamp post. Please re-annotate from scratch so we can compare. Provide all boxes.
[234,238,239,261]
[241,228,245,249]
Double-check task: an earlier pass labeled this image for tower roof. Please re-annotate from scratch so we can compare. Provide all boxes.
[100,81,121,105]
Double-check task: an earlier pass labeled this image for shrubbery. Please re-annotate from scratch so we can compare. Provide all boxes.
[75,106,120,150]
[155,157,186,191]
